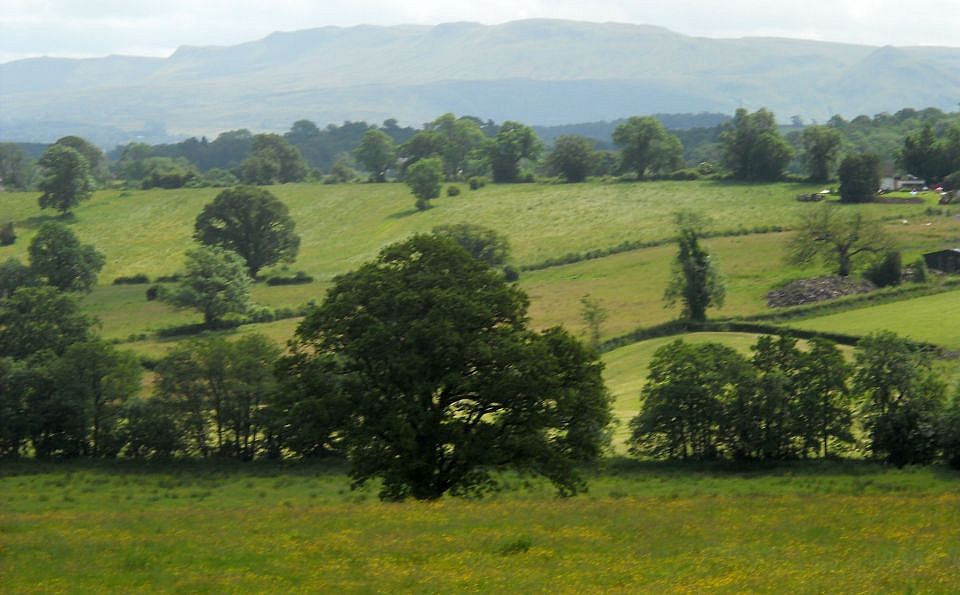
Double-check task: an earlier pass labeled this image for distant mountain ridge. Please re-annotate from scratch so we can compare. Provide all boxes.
[1,19,958,146]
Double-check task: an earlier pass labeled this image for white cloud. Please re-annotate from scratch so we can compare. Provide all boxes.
[1,0,957,63]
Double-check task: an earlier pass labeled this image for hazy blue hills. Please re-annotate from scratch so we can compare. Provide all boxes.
[1,19,958,146]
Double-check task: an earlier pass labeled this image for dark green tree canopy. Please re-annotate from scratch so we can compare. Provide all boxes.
[139,157,200,189]
[838,153,880,203]
[546,135,597,183]
[153,334,279,459]
[54,136,106,180]
[0,258,38,299]
[288,234,612,500]
[36,145,96,215]
[115,142,155,180]
[353,129,397,182]
[0,286,94,359]
[801,125,843,182]
[630,339,750,460]
[431,223,511,267]
[720,108,794,181]
[488,121,542,183]
[163,245,252,327]
[239,133,308,184]
[663,213,725,322]
[51,338,143,457]
[898,123,960,181]
[399,130,445,170]
[28,222,105,293]
[194,186,300,276]
[854,332,945,466]
[405,156,443,208]
[408,113,487,180]
[0,143,33,190]
[612,116,684,180]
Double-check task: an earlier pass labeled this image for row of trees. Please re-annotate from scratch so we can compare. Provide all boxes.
[0,234,613,502]
[5,109,958,203]
[632,333,958,467]
[2,221,959,498]
[354,114,542,183]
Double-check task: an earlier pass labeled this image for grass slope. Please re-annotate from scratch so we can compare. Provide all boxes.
[4,181,951,282]
[787,289,960,349]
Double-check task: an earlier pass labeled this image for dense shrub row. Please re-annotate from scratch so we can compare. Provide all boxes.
[630,333,960,466]
[112,273,151,285]
[263,271,314,286]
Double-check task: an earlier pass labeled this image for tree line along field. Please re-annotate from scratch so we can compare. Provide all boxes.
[3,178,960,425]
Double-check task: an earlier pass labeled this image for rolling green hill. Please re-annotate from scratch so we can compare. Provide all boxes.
[2,180,958,363]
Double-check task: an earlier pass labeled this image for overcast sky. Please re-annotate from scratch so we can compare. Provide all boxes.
[2,0,958,63]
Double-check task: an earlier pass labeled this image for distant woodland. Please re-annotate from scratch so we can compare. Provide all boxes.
[2,107,959,192]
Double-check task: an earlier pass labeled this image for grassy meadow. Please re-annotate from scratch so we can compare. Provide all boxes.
[3,180,958,356]
[787,290,960,349]
[2,181,953,281]
[1,460,959,593]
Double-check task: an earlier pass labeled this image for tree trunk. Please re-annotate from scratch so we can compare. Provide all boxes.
[837,251,852,277]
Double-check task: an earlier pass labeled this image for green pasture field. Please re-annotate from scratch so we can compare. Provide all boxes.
[87,231,811,348]
[3,181,957,352]
[2,181,953,282]
[1,460,958,593]
[785,289,960,389]
[523,232,834,339]
[81,283,323,342]
[59,222,960,354]
[787,289,960,349]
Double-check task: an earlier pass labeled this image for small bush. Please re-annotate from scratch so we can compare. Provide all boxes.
[155,274,181,283]
[667,168,700,181]
[264,271,314,286]
[942,396,960,469]
[273,306,297,319]
[498,536,534,555]
[697,162,718,176]
[145,285,160,301]
[865,251,902,288]
[415,197,430,211]
[909,258,930,283]
[202,168,239,188]
[113,273,151,285]
[468,176,487,190]
[503,265,519,282]
[447,185,461,197]
[0,222,15,246]
[246,306,275,323]
[942,171,960,192]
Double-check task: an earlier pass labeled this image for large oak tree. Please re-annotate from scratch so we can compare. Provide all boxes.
[286,234,612,500]
[194,186,300,277]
